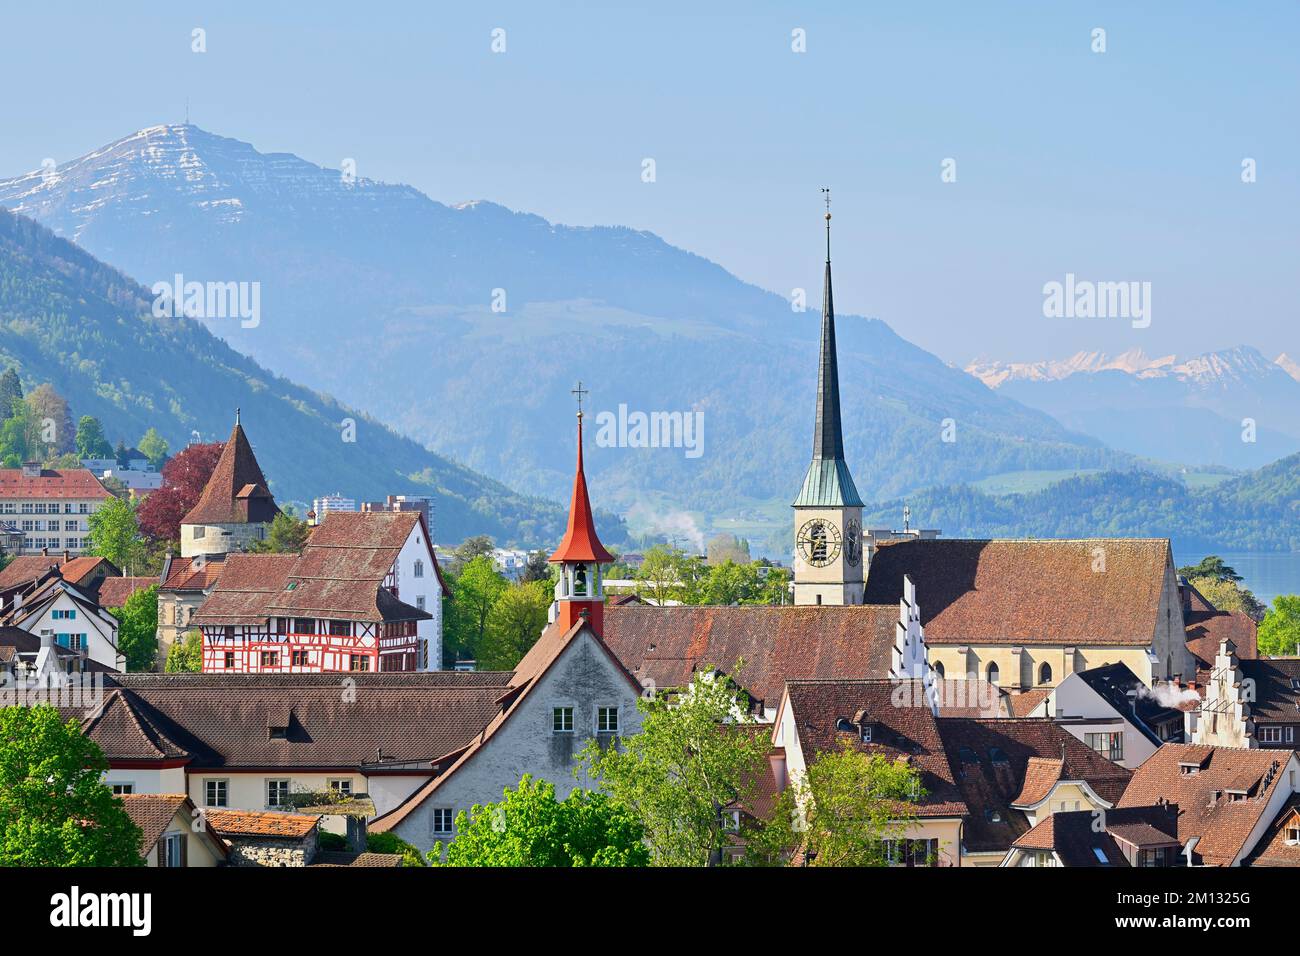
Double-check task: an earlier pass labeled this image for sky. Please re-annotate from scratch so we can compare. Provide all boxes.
[1,1,1296,365]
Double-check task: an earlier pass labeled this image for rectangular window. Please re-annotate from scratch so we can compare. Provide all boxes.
[260,650,278,667]
[596,706,619,734]
[110,783,134,795]
[294,618,316,635]
[328,620,351,636]
[291,650,308,667]
[884,839,937,867]
[160,833,185,868]
[1085,732,1124,762]
[553,706,574,733]
[416,596,426,611]
[223,651,235,669]
[328,778,353,797]
[266,779,290,808]
[204,779,228,807]
[1259,727,1284,744]
[432,808,454,834]
[349,655,370,672]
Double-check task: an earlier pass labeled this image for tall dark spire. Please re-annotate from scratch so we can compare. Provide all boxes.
[813,189,844,461]
[793,190,863,509]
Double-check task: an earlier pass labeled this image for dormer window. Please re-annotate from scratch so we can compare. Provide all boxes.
[1285,824,1300,846]
[959,746,979,764]
[860,724,873,743]
[989,747,1009,765]
[1179,763,1199,776]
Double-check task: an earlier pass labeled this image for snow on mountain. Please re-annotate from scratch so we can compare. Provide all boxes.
[968,346,1295,391]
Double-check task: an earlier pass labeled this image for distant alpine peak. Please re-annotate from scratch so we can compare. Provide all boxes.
[967,345,1288,389]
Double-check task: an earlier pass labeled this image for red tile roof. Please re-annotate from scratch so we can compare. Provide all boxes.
[0,554,116,590]
[1117,743,1296,865]
[864,538,1172,645]
[119,794,229,861]
[1244,795,1300,867]
[0,467,111,500]
[204,807,319,839]
[1186,611,1258,669]
[1011,804,1180,866]
[602,604,900,711]
[1237,659,1300,724]
[780,680,967,818]
[96,576,156,608]
[160,554,227,592]
[181,421,279,526]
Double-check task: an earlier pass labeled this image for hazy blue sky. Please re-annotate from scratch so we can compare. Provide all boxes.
[2,1,1296,364]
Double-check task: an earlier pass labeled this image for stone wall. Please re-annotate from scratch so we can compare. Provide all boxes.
[225,831,319,867]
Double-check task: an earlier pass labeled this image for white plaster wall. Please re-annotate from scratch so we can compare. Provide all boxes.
[23,590,121,670]
[394,522,443,670]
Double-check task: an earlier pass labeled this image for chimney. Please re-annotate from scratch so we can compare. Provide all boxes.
[40,547,48,557]
[40,628,53,649]
[63,550,70,563]
[21,461,40,478]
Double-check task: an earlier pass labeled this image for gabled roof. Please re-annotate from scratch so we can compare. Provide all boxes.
[1073,662,1184,746]
[0,467,112,500]
[120,794,228,862]
[2,575,119,650]
[0,554,117,591]
[88,672,512,770]
[601,603,900,711]
[936,718,1132,854]
[181,420,279,526]
[160,554,227,592]
[779,679,967,818]
[548,416,614,565]
[864,538,1172,645]
[1011,804,1180,867]
[1244,795,1300,867]
[371,620,641,833]
[1117,743,1296,865]
[192,553,296,626]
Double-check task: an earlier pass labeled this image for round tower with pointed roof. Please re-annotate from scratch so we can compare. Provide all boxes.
[549,385,613,635]
[180,411,281,558]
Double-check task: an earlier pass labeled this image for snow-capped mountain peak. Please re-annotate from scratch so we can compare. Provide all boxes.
[967,345,1291,390]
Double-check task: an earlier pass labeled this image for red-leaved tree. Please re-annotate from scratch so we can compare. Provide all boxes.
[137,442,223,542]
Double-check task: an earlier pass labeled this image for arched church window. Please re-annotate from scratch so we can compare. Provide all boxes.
[986,662,1000,685]
[1039,662,1052,684]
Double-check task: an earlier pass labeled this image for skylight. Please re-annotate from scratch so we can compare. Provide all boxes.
[1092,847,1109,864]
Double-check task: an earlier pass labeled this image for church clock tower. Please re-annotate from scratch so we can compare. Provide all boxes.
[792,192,864,606]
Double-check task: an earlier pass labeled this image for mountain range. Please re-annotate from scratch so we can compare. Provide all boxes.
[966,347,1300,469]
[0,207,578,545]
[0,124,1133,549]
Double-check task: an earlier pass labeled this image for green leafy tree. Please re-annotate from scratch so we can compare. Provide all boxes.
[75,415,113,459]
[706,533,751,565]
[137,428,169,469]
[480,579,553,669]
[749,741,926,867]
[365,831,426,867]
[249,509,310,553]
[444,555,507,663]
[580,669,771,866]
[1259,595,1300,657]
[165,630,203,672]
[114,439,130,469]
[0,399,35,468]
[26,383,74,455]
[0,705,144,866]
[1179,556,1243,583]
[86,495,146,572]
[435,775,649,867]
[1189,575,1267,621]
[519,549,553,584]
[451,534,495,574]
[109,584,159,671]
[0,367,22,417]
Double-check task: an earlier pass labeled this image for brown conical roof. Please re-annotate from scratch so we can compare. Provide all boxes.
[182,419,280,526]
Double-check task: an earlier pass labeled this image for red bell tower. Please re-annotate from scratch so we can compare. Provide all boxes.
[549,382,614,635]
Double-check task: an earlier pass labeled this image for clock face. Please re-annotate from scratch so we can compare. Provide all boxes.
[844,519,862,567]
[797,518,841,568]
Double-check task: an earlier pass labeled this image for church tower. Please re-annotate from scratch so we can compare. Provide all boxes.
[792,193,864,606]
[549,384,614,634]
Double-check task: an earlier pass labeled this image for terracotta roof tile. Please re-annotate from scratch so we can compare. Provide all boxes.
[119,793,192,855]
[0,467,112,500]
[161,554,227,592]
[1012,804,1179,866]
[602,604,900,711]
[96,577,156,608]
[1237,659,1300,724]
[181,422,278,526]
[1117,743,1296,865]
[0,555,115,590]
[1243,795,1300,867]
[204,807,319,839]
[864,538,1172,645]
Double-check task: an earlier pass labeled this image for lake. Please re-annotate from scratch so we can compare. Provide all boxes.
[1177,551,1300,609]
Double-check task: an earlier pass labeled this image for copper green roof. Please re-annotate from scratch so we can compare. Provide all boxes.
[793,458,863,508]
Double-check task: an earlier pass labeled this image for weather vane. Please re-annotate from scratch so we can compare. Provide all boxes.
[571,381,588,419]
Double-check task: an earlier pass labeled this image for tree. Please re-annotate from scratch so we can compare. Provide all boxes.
[749,742,927,867]
[1259,595,1300,657]
[435,775,649,867]
[451,534,495,574]
[165,630,203,672]
[1189,575,1267,621]
[1179,556,1242,584]
[480,579,553,669]
[580,669,771,866]
[706,533,751,566]
[0,367,22,417]
[136,441,223,541]
[635,544,690,606]
[109,584,159,671]
[519,549,552,584]
[86,495,146,572]
[26,383,75,455]
[0,705,144,866]
[137,428,169,469]
[365,831,426,867]
[0,399,35,467]
[114,439,130,469]
[444,556,507,663]
[249,508,310,554]
[75,415,113,459]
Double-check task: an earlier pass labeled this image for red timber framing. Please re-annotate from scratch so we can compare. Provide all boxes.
[200,618,419,673]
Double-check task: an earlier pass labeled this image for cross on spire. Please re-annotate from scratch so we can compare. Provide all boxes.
[821,186,831,262]
[571,381,589,419]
